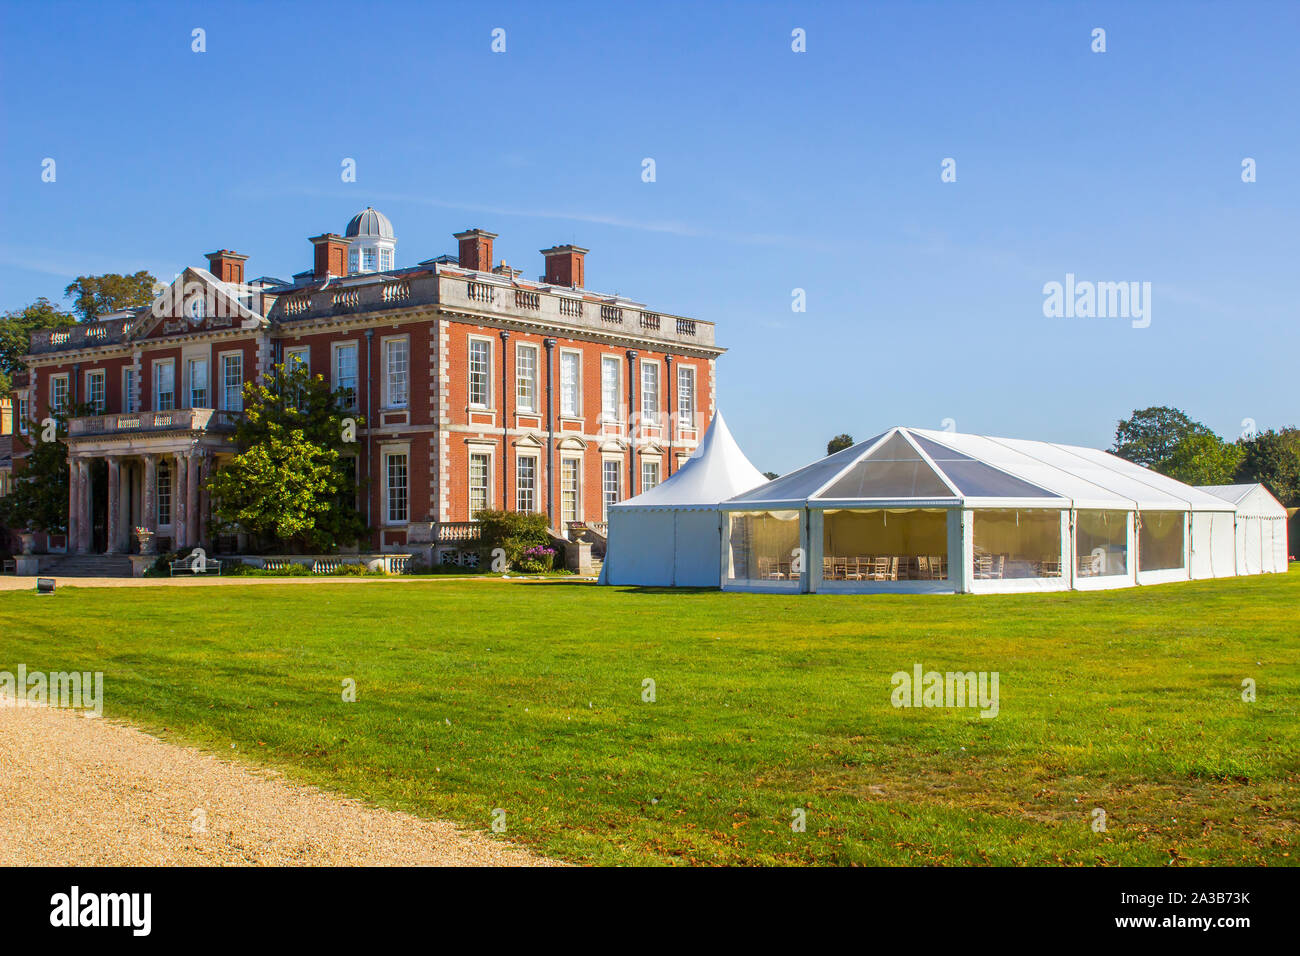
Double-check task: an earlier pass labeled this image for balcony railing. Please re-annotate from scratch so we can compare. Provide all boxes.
[271,271,715,348]
[69,408,243,437]
[436,521,481,543]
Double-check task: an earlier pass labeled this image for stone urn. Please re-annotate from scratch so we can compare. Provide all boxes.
[135,527,157,556]
[18,531,36,556]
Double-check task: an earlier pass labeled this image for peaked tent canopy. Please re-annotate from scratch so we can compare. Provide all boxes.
[1197,483,1289,574]
[601,412,768,586]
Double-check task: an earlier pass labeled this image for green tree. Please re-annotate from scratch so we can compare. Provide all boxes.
[1158,431,1244,486]
[0,298,76,394]
[0,403,91,535]
[827,434,854,455]
[63,271,157,322]
[1236,427,1300,507]
[207,363,367,551]
[1112,406,1212,469]
[762,471,779,480]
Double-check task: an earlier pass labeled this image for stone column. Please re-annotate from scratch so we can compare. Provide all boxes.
[66,457,80,554]
[143,454,157,531]
[198,453,212,549]
[105,457,121,554]
[173,453,188,550]
[76,459,91,554]
[186,450,200,549]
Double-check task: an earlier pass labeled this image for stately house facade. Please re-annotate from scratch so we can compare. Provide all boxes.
[6,209,722,559]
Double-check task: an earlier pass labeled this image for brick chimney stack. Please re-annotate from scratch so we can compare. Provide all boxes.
[540,244,588,288]
[309,233,349,279]
[205,249,248,285]
[454,228,498,272]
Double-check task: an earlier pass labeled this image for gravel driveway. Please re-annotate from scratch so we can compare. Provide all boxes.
[0,696,555,866]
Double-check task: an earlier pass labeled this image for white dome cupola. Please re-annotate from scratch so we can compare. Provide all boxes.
[344,206,396,274]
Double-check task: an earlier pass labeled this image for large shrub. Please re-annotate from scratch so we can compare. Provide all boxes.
[475,510,552,570]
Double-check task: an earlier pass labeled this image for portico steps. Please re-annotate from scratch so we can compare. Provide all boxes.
[44,554,135,578]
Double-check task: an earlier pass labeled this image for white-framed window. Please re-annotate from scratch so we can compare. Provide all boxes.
[50,373,69,414]
[220,353,243,411]
[86,370,106,413]
[363,247,378,272]
[561,457,581,524]
[602,460,622,520]
[559,350,580,418]
[17,397,29,434]
[641,459,661,492]
[285,346,309,373]
[348,249,359,273]
[641,360,659,421]
[385,337,409,408]
[469,451,491,519]
[334,342,358,410]
[187,358,208,408]
[186,295,205,322]
[157,458,173,526]
[677,365,696,428]
[284,347,309,407]
[384,450,408,524]
[516,455,537,513]
[515,343,537,413]
[123,368,138,413]
[468,337,491,407]
[380,248,393,271]
[601,355,620,423]
[153,361,175,411]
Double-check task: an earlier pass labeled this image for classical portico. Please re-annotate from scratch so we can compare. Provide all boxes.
[65,408,238,555]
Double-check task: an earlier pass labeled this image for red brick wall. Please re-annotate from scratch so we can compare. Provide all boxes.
[440,321,715,526]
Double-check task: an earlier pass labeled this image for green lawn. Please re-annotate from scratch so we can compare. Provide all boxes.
[2,570,1297,866]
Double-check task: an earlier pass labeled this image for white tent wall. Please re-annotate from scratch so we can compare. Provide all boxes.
[1242,517,1261,575]
[719,508,806,592]
[1190,511,1237,579]
[672,510,724,586]
[1070,510,1137,591]
[966,508,1071,594]
[1135,511,1192,586]
[1271,516,1289,572]
[1259,518,1274,574]
[604,510,676,586]
[809,506,961,594]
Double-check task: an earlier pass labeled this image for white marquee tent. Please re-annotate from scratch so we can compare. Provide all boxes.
[601,412,768,586]
[1196,483,1290,575]
[718,426,1272,594]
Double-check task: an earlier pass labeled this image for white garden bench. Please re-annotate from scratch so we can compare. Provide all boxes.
[169,552,223,576]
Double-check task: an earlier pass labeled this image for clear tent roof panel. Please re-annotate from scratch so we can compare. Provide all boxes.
[910,433,1060,498]
[818,433,953,498]
[727,432,887,504]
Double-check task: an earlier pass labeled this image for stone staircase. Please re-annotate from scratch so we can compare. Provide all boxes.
[44,554,134,578]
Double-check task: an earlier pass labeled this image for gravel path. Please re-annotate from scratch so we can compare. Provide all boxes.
[0,695,556,866]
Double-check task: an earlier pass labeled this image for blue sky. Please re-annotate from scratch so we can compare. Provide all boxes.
[2,0,1296,473]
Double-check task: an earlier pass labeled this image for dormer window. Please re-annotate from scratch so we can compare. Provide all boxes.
[186,296,205,323]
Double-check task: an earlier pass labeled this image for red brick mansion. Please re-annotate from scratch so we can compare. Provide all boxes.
[5,208,722,561]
